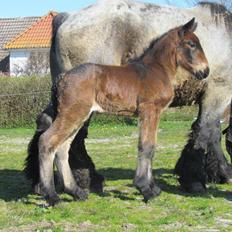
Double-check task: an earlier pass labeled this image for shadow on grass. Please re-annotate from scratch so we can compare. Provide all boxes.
[99,167,232,201]
[0,169,30,201]
[98,167,173,181]
[0,168,232,203]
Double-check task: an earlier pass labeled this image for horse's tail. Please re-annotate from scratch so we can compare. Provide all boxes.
[50,13,69,116]
[50,12,68,82]
[24,104,54,192]
[24,130,43,187]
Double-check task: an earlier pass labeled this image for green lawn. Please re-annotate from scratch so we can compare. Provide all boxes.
[0,116,232,231]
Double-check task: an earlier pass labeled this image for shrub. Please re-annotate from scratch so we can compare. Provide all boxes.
[0,76,51,127]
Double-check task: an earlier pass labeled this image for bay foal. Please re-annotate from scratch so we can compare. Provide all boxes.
[39,18,209,205]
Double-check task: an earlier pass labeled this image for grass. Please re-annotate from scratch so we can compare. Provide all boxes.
[0,110,232,231]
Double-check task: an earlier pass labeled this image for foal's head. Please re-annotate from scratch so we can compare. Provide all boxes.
[174,18,209,80]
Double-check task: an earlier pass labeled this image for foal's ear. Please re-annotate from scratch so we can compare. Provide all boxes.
[179,18,198,38]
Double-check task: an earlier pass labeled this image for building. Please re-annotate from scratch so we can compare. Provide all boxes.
[4,12,57,76]
[0,16,40,74]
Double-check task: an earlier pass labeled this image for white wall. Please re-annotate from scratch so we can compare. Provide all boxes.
[10,49,30,76]
[9,48,49,76]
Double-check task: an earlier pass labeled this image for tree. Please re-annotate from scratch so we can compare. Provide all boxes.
[24,51,50,76]
[12,50,50,77]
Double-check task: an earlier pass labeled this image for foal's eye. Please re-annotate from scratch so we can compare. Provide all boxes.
[187,41,196,49]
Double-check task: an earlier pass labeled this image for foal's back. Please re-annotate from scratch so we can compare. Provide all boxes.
[58,63,142,116]
[58,57,175,116]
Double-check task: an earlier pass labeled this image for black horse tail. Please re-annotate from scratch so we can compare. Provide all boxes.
[24,105,54,192]
[24,130,44,187]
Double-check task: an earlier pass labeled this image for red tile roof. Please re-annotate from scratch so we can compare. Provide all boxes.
[4,12,57,49]
[0,16,40,59]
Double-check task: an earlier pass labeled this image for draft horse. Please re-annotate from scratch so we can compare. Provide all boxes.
[25,1,232,196]
[38,18,209,205]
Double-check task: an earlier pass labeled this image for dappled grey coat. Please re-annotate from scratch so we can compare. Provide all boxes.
[25,0,232,194]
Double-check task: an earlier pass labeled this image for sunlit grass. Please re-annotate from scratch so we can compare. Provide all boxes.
[0,111,231,231]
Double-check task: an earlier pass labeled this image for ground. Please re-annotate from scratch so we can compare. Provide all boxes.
[0,109,232,232]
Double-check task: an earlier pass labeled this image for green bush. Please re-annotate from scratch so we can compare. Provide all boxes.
[0,76,51,128]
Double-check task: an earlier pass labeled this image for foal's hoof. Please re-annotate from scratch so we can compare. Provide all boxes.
[46,195,61,206]
[73,188,88,201]
[141,184,161,203]
[182,182,206,194]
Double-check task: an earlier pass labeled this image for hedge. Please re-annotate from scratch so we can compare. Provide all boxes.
[0,76,136,127]
[0,76,51,128]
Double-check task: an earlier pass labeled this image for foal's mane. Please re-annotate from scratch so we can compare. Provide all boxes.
[129,28,175,64]
[198,1,232,32]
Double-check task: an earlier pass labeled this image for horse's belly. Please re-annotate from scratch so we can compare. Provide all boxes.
[101,101,137,116]
[94,96,137,116]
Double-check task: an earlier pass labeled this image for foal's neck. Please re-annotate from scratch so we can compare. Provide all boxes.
[142,37,177,80]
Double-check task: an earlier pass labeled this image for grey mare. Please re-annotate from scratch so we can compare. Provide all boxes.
[25,0,232,194]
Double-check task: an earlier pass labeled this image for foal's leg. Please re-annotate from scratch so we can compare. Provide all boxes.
[39,109,91,205]
[39,131,58,206]
[56,137,88,201]
[134,105,161,202]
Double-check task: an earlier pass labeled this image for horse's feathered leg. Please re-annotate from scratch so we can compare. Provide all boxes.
[134,105,161,202]
[68,120,104,193]
[175,87,232,193]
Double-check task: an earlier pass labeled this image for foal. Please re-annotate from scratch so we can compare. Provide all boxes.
[39,18,209,205]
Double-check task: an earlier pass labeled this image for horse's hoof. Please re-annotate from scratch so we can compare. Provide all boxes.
[46,195,61,206]
[73,188,88,201]
[183,182,206,194]
[142,185,161,203]
[90,182,104,194]
[90,173,104,194]
[33,183,44,195]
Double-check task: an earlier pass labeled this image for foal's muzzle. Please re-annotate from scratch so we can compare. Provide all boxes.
[195,67,210,80]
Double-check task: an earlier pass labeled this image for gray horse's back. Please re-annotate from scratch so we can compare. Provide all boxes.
[52,0,232,74]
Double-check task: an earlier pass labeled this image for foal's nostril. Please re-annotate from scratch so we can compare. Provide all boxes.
[204,67,210,78]
[195,71,204,80]
[195,67,209,80]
